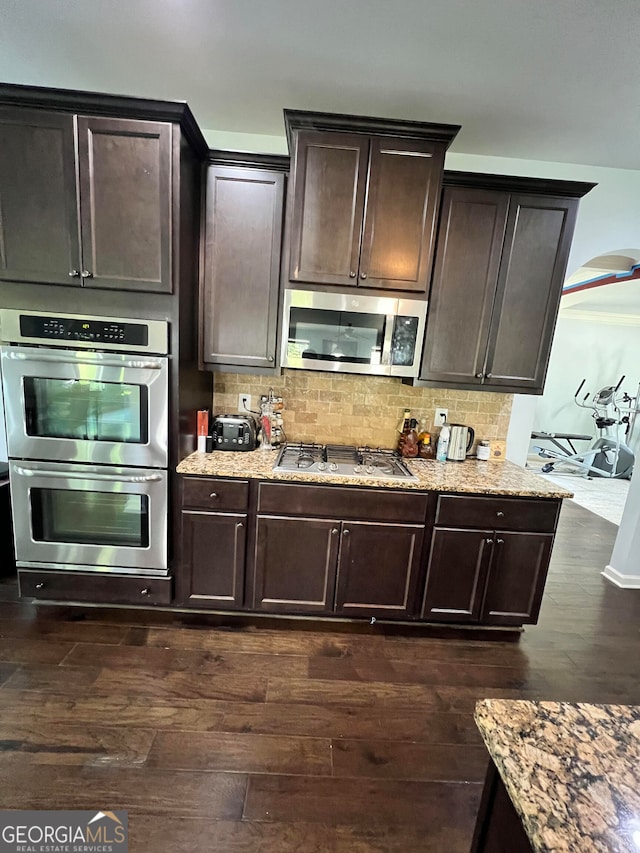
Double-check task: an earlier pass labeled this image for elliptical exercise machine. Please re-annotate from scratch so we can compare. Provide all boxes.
[531,376,638,479]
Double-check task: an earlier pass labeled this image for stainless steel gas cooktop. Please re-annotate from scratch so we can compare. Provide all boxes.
[273,443,418,482]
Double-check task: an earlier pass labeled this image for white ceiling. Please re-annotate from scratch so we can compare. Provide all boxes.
[2,0,640,168]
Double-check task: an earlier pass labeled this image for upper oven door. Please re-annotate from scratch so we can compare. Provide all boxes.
[1,346,168,467]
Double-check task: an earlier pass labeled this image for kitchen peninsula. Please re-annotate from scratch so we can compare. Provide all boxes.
[472,699,640,852]
[175,450,571,627]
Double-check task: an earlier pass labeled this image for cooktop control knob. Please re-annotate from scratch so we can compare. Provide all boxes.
[329,462,338,472]
[353,464,362,473]
[366,465,375,474]
[317,462,326,471]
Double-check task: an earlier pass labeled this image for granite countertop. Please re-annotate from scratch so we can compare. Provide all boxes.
[475,699,640,853]
[176,450,573,498]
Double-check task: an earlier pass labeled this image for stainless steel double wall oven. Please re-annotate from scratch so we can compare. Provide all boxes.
[0,309,170,576]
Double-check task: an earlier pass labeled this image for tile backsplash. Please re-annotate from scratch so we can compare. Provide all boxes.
[213,370,512,450]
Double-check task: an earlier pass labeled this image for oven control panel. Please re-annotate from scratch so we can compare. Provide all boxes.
[20,315,148,346]
[0,309,168,355]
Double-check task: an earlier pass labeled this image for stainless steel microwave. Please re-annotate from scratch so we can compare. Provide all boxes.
[281,290,427,377]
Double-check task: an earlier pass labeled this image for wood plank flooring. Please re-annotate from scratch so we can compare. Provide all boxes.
[1,501,639,851]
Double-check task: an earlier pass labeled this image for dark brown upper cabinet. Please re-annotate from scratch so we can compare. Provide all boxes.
[418,173,595,393]
[0,108,80,285]
[0,104,175,293]
[284,111,460,294]
[76,117,172,292]
[201,154,287,369]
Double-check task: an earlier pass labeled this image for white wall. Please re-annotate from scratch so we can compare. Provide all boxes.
[532,313,640,458]
[0,374,6,462]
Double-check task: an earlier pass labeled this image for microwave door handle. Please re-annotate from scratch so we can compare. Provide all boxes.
[6,351,164,370]
[381,315,395,368]
[13,466,163,483]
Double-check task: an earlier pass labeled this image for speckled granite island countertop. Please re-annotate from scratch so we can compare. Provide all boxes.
[177,450,573,498]
[475,699,640,852]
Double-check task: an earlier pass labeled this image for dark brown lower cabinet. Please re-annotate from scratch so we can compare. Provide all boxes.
[421,528,493,622]
[179,510,246,609]
[253,515,340,613]
[422,527,554,626]
[253,515,424,618]
[335,521,424,618]
[482,531,553,625]
[471,760,533,852]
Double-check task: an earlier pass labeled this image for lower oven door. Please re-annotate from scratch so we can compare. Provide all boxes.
[10,460,168,574]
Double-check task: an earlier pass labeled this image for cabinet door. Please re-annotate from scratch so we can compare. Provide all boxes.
[77,116,172,292]
[0,108,80,285]
[421,528,493,622]
[482,531,554,626]
[420,187,509,383]
[335,521,424,618]
[253,515,340,613]
[288,131,368,286]
[484,194,579,390]
[179,511,246,609]
[202,166,284,368]
[359,138,445,293]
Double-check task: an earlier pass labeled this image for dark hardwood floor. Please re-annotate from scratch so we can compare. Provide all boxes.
[0,500,639,852]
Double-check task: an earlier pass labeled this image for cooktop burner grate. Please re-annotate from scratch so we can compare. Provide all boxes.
[273,443,417,482]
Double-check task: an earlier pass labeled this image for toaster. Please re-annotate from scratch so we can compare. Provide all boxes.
[213,414,258,451]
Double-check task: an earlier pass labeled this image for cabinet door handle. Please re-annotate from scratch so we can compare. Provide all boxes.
[209,492,218,499]
[343,528,350,536]
[268,356,274,362]
[497,538,504,545]
[236,522,244,529]
[360,273,367,280]
[486,373,492,379]
[35,582,45,590]
[485,538,494,545]
[81,270,93,279]
[349,271,356,278]
[475,372,483,379]
[496,511,504,517]
[68,269,80,278]
[331,528,339,534]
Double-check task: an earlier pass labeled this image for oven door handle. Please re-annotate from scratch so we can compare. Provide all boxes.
[13,466,163,483]
[6,351,164,370]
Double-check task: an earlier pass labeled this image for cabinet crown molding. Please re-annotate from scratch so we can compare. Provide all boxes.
[0,81,209,160]
[283,108,461,153]
[443,170,596,198]
[207,149,290,171]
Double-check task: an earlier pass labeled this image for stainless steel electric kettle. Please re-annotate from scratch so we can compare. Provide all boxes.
[446,425,475,461]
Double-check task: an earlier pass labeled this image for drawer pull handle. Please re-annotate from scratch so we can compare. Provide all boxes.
[140,588,151,596]
[35,582,45,590]
[209,492,218,499]
[496,511,505,517]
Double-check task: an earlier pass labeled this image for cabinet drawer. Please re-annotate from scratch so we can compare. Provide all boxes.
[18,570,172,606]
[257,482,428,523]
[181,477,249,511]
[435,494,560,533]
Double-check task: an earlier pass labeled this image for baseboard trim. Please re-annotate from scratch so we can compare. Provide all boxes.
[602,565,640,588]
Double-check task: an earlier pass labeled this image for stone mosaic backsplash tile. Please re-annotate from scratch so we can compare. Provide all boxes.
[212,370,513,450]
